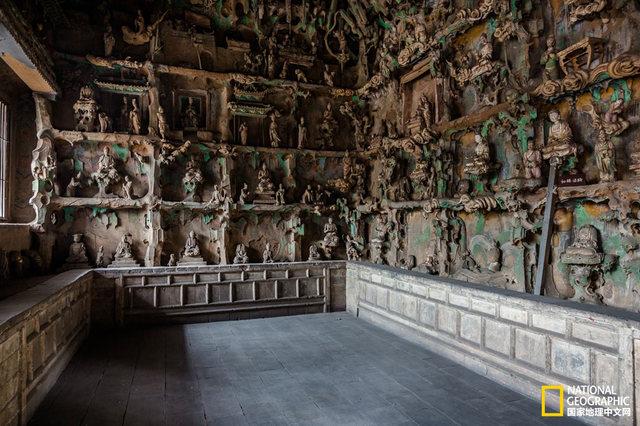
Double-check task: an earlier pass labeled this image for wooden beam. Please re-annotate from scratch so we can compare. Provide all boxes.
[533,163,558,295]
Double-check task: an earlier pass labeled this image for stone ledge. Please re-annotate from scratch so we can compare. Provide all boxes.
[348,263,639,426]
[0,269,92,336]
[348,261,640,329]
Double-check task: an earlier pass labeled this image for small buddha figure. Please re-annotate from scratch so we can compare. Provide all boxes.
[561,224,605,304]
[564,225,600,259]
[114,233,134,260]
[65,234,89,265]
[263,242,274,263]
[323,218,340,258]
[167,254,177,267]
[308,244,322,261]
[463,134,491,176]
[92,146,120,197]
[183,231,201,258]
[233,243,249,264]
[542,110,577,162]
[256,163,274,193]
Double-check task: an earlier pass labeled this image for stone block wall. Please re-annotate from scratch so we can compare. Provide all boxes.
[0,270,91,425]
[97,261,346,325]
[347,262,640,426]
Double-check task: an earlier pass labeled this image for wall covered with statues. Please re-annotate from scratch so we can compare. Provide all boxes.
[5,0,640,313]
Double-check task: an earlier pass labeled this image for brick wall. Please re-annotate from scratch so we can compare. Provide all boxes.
[0,270,91,425]
[347,262,640,426]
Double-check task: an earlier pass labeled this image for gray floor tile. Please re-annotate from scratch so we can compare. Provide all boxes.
[30,313,548,426]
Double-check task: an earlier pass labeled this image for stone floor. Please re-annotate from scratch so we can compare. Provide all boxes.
[30,313,579,426]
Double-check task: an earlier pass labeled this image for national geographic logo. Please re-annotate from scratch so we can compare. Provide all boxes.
[541,385,632,418]
[541,386,564,417]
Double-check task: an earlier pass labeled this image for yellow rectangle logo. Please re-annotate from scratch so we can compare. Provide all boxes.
[541,385,564,417]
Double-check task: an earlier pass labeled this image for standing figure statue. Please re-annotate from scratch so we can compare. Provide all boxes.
[320,103,338,149]
[269,113,281,148]
[183,97,200,129]
[104,25,116,57]
[263,243,274,263]
[98,112,112,133]
[595,131,616,182]
[66,172,82,197]
[238,183,250,205]
[540,36,560,81]
[120,96,129,132]
[297,117,307,149]
[346,236,361,261]
[275,184,285,205]
[239,122,249,145]
[122,176,134,199]
[323,65,335,87]
[96,246,105,268]
[523,144,542,180]
[129,98,142,135]
[157,106,169,140]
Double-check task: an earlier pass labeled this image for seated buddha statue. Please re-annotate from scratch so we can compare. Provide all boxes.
[463,134,491,176]
[542,110,577,161]
[562,225,602,265]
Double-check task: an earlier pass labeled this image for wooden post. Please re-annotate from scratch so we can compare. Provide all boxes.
[533,162,558,295]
